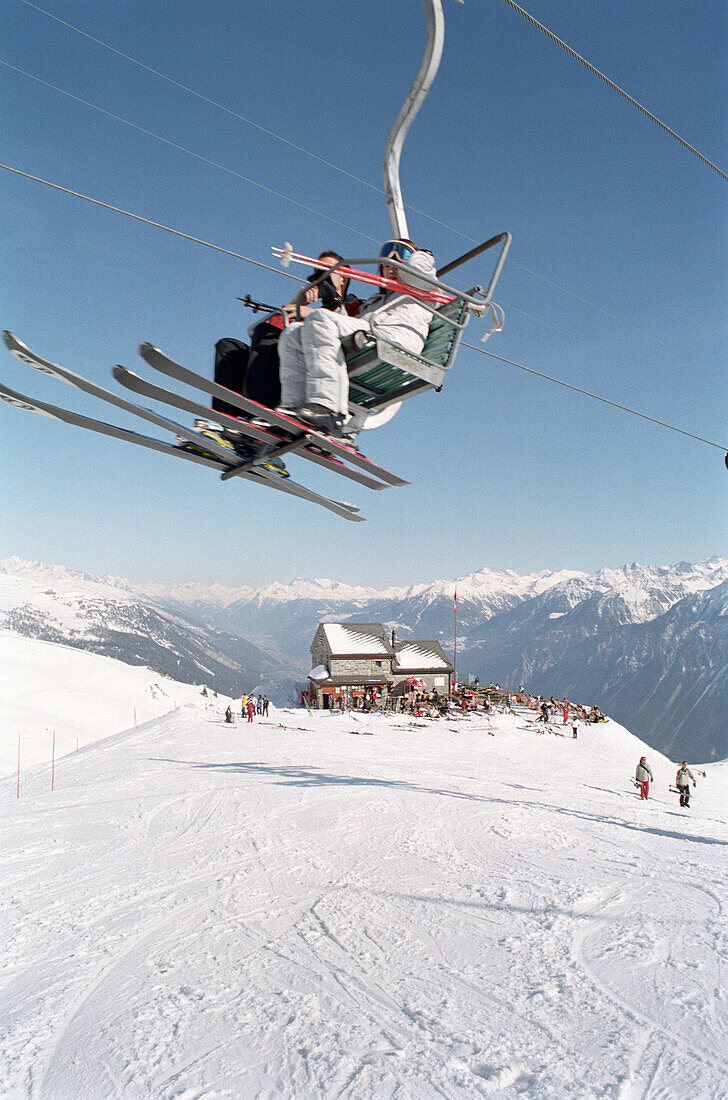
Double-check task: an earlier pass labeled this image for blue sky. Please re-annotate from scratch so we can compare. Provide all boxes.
[2,0,726,587]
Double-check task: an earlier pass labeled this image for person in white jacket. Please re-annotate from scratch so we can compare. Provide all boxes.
[675,762,696,807]
[278,239,437,434]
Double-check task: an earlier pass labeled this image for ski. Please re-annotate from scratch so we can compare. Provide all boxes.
[0,377,363,521]
[0,378,363,521]
[138,342,409,488]
[111,365,386,492]
[2,330,238,463]
[1,333,364,521]
[0,379,223,471]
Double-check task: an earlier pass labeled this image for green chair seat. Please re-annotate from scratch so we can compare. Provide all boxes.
[346,296,469,413]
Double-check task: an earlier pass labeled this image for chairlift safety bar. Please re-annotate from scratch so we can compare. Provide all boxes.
[291,233,511,322]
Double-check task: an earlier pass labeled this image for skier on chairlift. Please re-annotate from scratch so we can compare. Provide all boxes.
[212,251,356,419]
[276,238,437,436]
[0,1,511,524]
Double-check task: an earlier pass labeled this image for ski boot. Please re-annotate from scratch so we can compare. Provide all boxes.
[177,420,289,477]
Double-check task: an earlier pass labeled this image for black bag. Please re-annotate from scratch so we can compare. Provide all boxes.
[212,322,283,416]
[244,320,282,409]
[212,337,250,417]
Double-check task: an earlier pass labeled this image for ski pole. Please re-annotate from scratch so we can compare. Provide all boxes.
[271,246,455,302]
[236,293,280,313]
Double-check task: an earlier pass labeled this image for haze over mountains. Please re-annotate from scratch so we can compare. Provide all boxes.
[3,556,726,760]
[0,557,290,697]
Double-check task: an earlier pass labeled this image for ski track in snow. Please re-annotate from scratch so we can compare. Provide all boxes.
[1,705,727,1098]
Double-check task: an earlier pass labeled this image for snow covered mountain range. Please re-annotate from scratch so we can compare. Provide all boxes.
[3,555,727,760]
[0,557,294,697]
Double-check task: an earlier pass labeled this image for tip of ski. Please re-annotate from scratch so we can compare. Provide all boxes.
[2,334,369,522]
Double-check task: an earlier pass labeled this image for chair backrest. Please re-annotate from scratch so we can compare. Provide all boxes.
[420,296,467,365]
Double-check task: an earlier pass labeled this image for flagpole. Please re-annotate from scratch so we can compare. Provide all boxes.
[453,588,457,696]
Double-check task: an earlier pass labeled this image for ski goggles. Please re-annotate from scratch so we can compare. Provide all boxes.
[378,240,416,265]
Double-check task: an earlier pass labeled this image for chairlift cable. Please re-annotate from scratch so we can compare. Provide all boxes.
[497,0,728,183]
[12,2,718,374]
[463,341,728,452]
[0,161,307,283]
[0,60,379,244]
[15,0,468,240]
[502,260,716,376]
[498,300,720,384]
[15,0,388,199]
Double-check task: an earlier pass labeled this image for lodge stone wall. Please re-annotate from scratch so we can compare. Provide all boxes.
[329,657,391,678]
[311,638,328,669]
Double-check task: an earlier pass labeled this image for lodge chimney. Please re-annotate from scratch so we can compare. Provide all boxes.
[391,628,396,647]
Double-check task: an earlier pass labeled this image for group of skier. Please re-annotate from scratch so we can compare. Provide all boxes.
[224,694,270,724]
[634,756,697,807]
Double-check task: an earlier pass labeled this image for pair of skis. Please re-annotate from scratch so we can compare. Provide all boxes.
[1,332,410,521]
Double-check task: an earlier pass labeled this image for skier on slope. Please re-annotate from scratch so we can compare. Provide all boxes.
[635,756,653,800]
[277,239,437,435]
[675,761,696,808]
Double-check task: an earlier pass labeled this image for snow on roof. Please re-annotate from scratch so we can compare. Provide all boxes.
[393,642,449,671]
[322,623,390,655]
[308,664,330,682]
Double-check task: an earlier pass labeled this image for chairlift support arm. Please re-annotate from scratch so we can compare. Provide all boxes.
[384,0,450,240]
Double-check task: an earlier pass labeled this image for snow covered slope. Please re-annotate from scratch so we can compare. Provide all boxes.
[1,699,726,1097]
[0,630,213,776]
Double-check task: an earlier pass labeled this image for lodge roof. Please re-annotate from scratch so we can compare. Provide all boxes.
[392,639,452,673]
[312,622,394,657]
[311,622,453,674]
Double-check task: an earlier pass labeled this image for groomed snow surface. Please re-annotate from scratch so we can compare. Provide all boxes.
[2,656,728,1097]
[0,631,207,776]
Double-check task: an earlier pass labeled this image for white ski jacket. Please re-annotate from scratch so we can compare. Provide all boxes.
[635,761,653,782]
[360,249,438,352]
[675,766,694,787]
[278,250,438,420]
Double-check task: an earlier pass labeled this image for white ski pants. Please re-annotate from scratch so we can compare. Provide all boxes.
[278,307,429,417]
[278,311,372,416]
